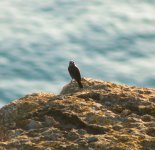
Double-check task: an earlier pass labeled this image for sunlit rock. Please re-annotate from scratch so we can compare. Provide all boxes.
[0,78,155,149]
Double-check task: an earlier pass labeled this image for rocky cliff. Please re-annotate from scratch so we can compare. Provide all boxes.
[0,78,155,150]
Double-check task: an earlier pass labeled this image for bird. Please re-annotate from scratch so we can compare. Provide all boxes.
[68,61,83,88]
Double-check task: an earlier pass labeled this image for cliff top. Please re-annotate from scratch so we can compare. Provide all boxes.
[0,78,155,150]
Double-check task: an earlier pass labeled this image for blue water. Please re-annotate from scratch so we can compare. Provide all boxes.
[0,0,155,107]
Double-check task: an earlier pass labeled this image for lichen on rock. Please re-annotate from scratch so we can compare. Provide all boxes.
[0,78,155,149]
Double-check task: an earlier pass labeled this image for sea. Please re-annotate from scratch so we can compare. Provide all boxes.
[0,0,155,107]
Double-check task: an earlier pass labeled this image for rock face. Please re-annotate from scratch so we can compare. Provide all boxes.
[0,78,155,150]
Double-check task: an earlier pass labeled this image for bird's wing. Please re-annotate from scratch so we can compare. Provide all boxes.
[74,66,81,80]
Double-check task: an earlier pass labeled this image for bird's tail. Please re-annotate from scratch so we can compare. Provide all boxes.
[77,81,83,88]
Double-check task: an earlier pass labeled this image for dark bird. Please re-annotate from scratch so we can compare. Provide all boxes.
[68,61,83,88]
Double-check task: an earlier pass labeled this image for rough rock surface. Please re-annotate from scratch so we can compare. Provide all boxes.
[0,78,155,150]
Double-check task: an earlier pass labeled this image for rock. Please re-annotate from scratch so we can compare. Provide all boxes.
[42,130,63,141]
[77,129,87,135]
[113,124,123,131]
[0,78,155,149]
[26,119,43,130]
[142,114,154,122]
[146,127,155,137]
[87,137,98,143]
[66,130,79,141]
[44,115,58,127]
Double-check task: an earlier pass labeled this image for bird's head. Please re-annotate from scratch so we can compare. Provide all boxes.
[69,61,75,66]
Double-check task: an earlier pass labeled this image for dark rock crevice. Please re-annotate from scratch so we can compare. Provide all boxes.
[30,107,108,135]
